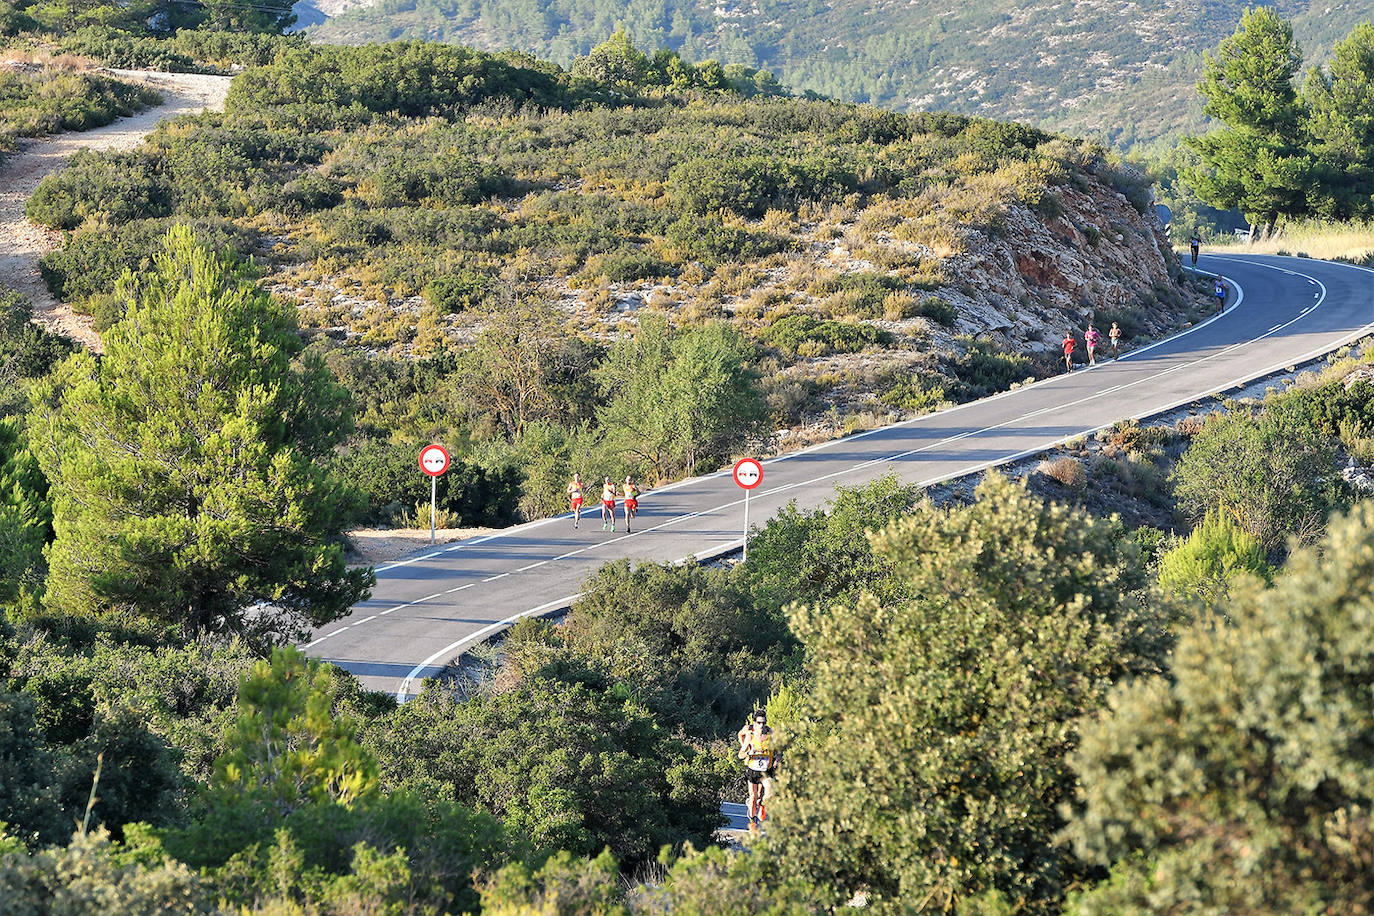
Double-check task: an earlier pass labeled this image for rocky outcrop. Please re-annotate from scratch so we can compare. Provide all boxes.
[935,177,1198,354]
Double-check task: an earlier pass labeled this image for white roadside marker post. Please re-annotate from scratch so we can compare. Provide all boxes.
[418,444,451,545]
[732,457,763,562]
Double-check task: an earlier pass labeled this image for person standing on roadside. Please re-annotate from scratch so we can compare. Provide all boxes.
[1062,332,1076,373]
[1109,322,1121,359]
[1084,325,1100,367]
[1189,230,1201,267]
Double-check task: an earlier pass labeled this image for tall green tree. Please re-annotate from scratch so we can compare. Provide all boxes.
[1303,22,1374,219]
[1067,501,1374,913]
[596,317,764,482]
[771,474,1175,912]
[27,227,370,643]
[1183,7,1312,237]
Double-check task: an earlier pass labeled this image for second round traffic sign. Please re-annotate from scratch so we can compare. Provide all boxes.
[418,444,450,477]
[732,457,763,490]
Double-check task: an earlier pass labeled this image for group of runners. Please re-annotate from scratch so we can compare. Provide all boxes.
[566,473,640,532]
[1191,231,1230,311]
[1061,322,1122,372]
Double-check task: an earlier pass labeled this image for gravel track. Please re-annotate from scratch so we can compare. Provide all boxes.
[0,69,232,349]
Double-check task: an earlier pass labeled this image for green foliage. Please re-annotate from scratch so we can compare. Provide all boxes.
[27,227,371,643]
[667,154,855,218]
[0,288,74,414]
[596,317,766,481]
[949,335,1032,396]
[743,475,919,615]
[551,560,796,739]
[879,374,950,413]
[1067,501,1374,913]
[225,42,567,118]
[1304,22,1374,219]
[1156,509,1272,603]
[1171,394,1343,551]
[0,827,204,913]
[480,848,626,915]
[773,474,1172,912]
[0,68,159,155]
[360,677,722,870]
[759,314,890,357]
[0,417,50,614]
[26,150,169,230]
[333,438,520,527]
[37,218,255,325]
[0,688,65,845]
[214,648,378,814]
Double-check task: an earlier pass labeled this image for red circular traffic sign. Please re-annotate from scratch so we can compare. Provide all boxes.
[418,444,450,477]
[732,457,763,490]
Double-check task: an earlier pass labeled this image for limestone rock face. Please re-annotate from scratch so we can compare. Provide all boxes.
[937,176,1193,355]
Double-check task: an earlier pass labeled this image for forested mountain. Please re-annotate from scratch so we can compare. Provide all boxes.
[305,0,1374,148]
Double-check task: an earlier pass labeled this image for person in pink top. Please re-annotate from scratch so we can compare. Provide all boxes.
[1084,325,1100,366]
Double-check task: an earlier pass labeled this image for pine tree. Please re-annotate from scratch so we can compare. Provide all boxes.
[1183,7,1313,237]
[27,227,370,643]
[1303,23,1374,219]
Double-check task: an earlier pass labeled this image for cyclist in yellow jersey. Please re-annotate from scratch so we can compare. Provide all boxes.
[737,709,778,833]
[600,476,616,531]
[567,474,585,529]
[622,476,640,533]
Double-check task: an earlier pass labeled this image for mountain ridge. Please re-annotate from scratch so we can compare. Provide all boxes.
[303,0,1374,147]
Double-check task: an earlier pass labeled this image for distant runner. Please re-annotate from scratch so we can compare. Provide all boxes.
[1189,230,1201,267]
[1214,276,1227,311]
[622,476,639,533]
[1109,322,1121,359]
[1062,332,1076,373]
[567,473,585,529]
[737,709,778,833]
[1084,325,1100,366]
[600,476,617,532]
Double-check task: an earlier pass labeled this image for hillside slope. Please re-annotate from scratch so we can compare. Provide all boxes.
[305,0,1374,147]
[22,44,1205,516]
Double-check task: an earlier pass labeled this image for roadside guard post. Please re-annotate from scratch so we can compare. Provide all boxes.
[732,457,763,561]
[418,444,451,544]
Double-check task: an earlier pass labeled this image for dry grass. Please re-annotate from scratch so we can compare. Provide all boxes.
[1038,455,1086,488]
[1205,221,1374,264]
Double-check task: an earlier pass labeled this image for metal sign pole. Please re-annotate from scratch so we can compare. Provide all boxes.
[430,474,437,545]
[743,486,750,562]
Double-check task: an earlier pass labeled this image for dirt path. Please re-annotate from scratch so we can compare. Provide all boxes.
[0,69,232,349]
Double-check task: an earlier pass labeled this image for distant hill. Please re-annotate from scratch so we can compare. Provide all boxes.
[303,0,1374,148]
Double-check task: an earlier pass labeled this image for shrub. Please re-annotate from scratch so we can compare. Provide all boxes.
[332,439,520,527]
[1039,454,1086,488]
[421,270,491,313]
[38,218,255,312]
[761,314,891,356]
[1172,397,1344,551]
[880,375,949,413]
[1156,510,1272,603]
[950,336,1032,396]
[26,150,170,230]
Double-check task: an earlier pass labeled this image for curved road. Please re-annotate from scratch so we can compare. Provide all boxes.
[306,254,1374,700]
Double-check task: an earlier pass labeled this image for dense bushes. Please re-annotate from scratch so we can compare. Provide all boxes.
[225,43,567,118]
[760,314,891,356]
[333,439,521,528]
[0,68,159,154]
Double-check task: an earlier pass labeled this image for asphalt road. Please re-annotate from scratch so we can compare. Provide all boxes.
[305,254,1374,700]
